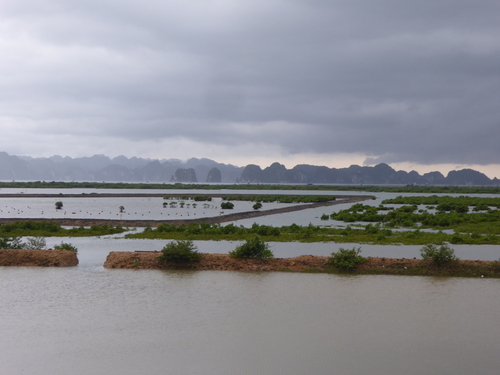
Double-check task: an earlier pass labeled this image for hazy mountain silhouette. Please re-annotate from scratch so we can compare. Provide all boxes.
[238,162,499,186]
[0,152,497,185]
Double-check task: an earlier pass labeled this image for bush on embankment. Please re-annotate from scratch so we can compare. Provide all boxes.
[229,235,274,259]
[158,240,201,264]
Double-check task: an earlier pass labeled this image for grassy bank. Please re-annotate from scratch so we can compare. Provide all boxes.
[321,258,500,278]
[0,221,127,237]
[126,222,500,245]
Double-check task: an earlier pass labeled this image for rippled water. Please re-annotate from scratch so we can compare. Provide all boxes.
[1,260,499,375]
[2,188,500,374]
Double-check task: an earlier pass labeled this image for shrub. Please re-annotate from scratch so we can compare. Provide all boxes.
[253,202,263,210]
[54,242,78,252]
[23,236,47,250]
[55,201,63,209]
[420,244,458,266]
[229,236,274,259]
[159,240,201,264]
[450,235,464,244]
[0,237,23,249]
[221,202,234,209]
[326,247,366,270]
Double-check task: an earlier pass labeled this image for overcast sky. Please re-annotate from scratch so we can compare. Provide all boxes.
[1,0,499,177]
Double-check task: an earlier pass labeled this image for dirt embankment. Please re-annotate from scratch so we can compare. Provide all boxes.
[104,252,328,271]
[104,252,497,274]
[0,249,78,267]
[103,252,439,272]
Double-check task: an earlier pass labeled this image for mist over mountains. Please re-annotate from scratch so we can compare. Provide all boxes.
[0,152,497,186]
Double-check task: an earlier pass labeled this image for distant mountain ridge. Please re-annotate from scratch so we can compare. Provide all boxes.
[0,152,242,183]
[238,162,499,186]
[0,152,497,186]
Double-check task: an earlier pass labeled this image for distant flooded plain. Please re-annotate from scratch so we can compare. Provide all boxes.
[1,188,500,374]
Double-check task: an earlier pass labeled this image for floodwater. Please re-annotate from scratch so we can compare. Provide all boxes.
[1,188,500,374]
[1,256,499,375]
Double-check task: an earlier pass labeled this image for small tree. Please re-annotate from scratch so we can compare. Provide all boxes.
[159,240,201,264]
[420,244,458,266]
[55,201,63,209]
[253,202,263,210]
[229,235,274,259]
[119,206,125,213]
[327,247,366,270]
[0,237,24,249]
[221,202,234,209]
[23,237,47,250]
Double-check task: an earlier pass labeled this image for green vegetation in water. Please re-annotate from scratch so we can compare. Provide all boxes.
[220,195,335,203]
[158,240,201,264]
[126,221,500,245]
[0,221,126,237]
[382,195,500,208]
[2,181,499,194]
[220,201,234,209]
[229,235,274,259]
[328,198,500,235]
[253,202,263,210]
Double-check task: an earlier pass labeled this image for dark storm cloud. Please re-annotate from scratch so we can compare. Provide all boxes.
[1,0,499,166]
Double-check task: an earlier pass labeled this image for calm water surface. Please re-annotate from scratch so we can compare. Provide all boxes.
[1,261,499,375]
[2,189,500,374]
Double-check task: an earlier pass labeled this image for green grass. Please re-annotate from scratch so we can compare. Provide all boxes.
[321,261,500,278]
[125,222,500,245]
[328,200,500,236]
[0,221,126,237]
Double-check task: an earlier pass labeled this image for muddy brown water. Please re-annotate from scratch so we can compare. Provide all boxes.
[1,189,500,374]
[1,261,499,375]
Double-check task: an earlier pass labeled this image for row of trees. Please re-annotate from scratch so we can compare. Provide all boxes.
[0,221,126,237]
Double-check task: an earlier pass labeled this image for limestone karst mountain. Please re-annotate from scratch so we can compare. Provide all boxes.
[0,152,497,185]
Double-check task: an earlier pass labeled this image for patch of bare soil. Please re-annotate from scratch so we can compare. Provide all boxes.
[104,252,329,271]
[0,249,79,267]
[103,252,497,274]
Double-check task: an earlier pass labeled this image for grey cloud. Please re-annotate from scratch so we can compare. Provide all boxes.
[1,0,499,167]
